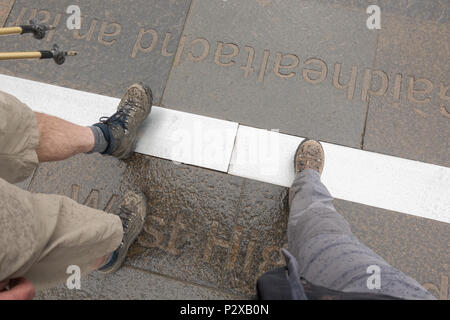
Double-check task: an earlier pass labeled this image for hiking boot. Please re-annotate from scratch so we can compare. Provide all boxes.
[98,191,148,274]
[93,83,152,159]
[294,139,325,175]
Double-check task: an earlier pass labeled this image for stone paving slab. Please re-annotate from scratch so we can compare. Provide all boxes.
[35,266,243,300]
[162,0,377,148]
[2,0,447,167]
[0,0,14,26]
[315,0,450,24]
[0,0,191,103]
[335,199,449,300]
[27,153,449,299]
[28,153,127,213]
[363,13,450,167]
[123,155,247,292]
[223,180,289,296]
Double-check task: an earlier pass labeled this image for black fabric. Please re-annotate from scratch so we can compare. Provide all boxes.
[257,267,294,300]
[257,266,403,300]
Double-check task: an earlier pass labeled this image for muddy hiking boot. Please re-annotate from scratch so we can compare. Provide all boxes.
[289,139,325,208]
[98,191,148,274]
[294,139,325,176]
[94,83,152,159]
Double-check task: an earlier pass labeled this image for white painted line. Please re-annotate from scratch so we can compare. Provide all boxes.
[0,74,449,223]
[229,126,301,186]
[229,126,450,224]
[0,75,118,126]
[135,108,238,172]
[0,74,238,172]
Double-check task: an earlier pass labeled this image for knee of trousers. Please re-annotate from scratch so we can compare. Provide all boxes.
[0,91,39,184]
[1,188,123,291]
[26,194,123,291]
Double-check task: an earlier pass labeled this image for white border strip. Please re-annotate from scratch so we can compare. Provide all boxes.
[229,126,450,223]
[0,74,449,223]
[0,74,238,172]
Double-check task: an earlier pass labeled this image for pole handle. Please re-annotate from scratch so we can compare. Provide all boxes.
[0,27,22,36]
[0,51,42,60]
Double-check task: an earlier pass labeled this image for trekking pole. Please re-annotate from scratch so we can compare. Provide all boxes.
[0,44,77,65]
[0,19,55,39]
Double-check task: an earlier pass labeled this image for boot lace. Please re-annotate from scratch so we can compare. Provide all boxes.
[99,101,137,130]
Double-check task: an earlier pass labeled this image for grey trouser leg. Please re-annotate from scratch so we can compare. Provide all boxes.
[287,169,435,300]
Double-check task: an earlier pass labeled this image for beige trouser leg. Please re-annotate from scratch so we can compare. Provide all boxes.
[0,90,123,291]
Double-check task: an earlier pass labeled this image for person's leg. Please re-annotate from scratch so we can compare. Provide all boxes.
[34,112,95,162]
[0,91,39,184]
[287,139,435,299]
[0,83,152,291]
[0,90,120,290]
[32,82,153,163]
[0,178,123,291]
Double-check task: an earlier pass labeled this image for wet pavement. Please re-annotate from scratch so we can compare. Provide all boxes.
[16,153,448,300]
[1,0,449,299]
[36,265,243,300]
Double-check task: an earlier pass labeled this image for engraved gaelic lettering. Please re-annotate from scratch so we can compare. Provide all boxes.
[302,58,328,84]
[203,221,243,271]
[70,185,118,212]
[440,106,450,119]
[139,215,165,249]
[131,28,158,59]
[439,83,450,119]
[46,13,62,42]
[243,231,258,274]
[166,214,186,255]
[188,38,210,62]
[29,8,51,25]
[241,46,255,78]
[83,189,99,209]
[98,21,122,46]
[7,7,28,26]
[423,275,448,300]
[173,35,187,66]
[392,74,403,108]
[361,69,389,102]
[7,7,51,31]
[71,184,80,202]
[258,50,270,82]
[440,83,450,102]
[228,224,244,270]
[214,42,240,67]
[161,32,176,57]
[104,194,118,213]
[258,246,285,275]
[73,17,98,41]
[273,52,299,79]
[407,76,433,104]
[333,63,358,100]
[5,8,449,118]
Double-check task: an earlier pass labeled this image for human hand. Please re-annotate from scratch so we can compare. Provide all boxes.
[0,278,35,300]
